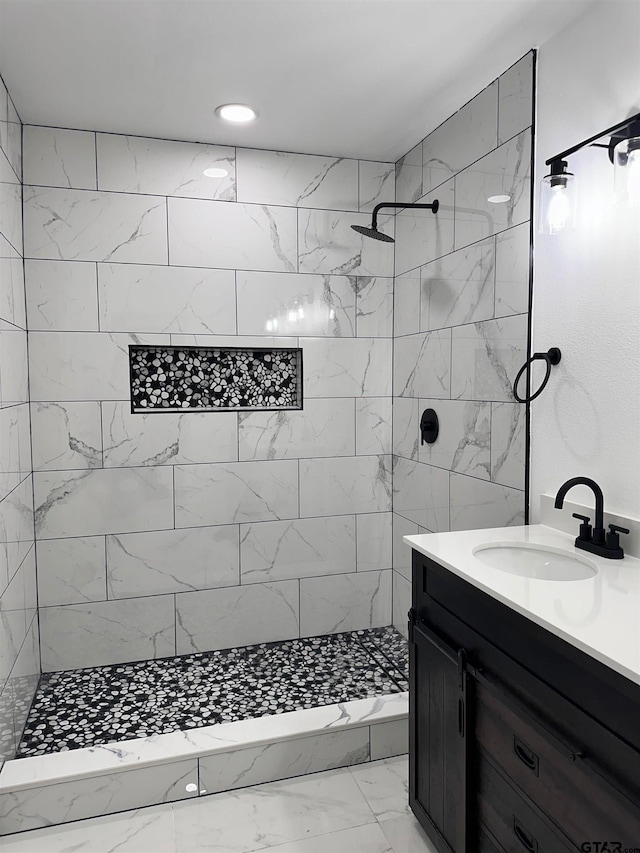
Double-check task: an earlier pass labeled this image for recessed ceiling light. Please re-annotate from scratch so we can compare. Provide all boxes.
[203,167,229,178]
[215,103,258,123]
[487,194,511,203]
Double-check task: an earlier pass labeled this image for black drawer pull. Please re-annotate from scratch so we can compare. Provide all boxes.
[513,817,538,852]
[513,736,539,775]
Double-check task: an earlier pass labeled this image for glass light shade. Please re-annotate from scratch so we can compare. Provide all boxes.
[538,172,576,235]
[613,137,640,208]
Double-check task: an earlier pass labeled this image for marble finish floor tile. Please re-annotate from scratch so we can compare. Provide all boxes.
[17,628,408,757]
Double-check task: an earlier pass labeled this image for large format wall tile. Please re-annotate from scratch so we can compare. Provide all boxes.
[421,237,495,330]
[449,472,524,531]
[451,314,527,402]
[237,270,355,338]
[299,455,392,517]
[30,401,102,470]
[102,402,238,467]
[23,126,97,190]
[97,133,235,199]
[356,512,392,572]
[393,268,421,338]
[498,53,534,145]
[359,161,395,213]
[298,209,394,277]
[454,130,531,250]
[236,149,358,210]
[29,332,170,401]
[168,197,297,272]
[392,513,420,582]
[394,180,454,276]
[0,475,34,596]
[240,516,356,584]
[418,398,491,480]
[0,235,26,329]
[0,404,31,500]
[356,398,392,455]
[356,276,393,337]
[23,187,168,263]
[36,536,106,606]
[175,580,299,652]
[174,460,299,527]
[299,569,391,635]
[422,82,498,194]
[392,457,449,532]
[395,142,422,204]
[392,396,419,461]
[490,402,525,489]
[0,549,36,684]
[303,337,391,398]
[107,526,239,598]
[393,329,451,399]
[494,222,530,318]
[98,263,237,334]
[0,150,22,254]
[5,616,40,759]
[392,572,411,639]
[39,595,176,670]
[25,259,99,332]
[238,399,354,461]
[0,327,28,408]
[34,466,174,538]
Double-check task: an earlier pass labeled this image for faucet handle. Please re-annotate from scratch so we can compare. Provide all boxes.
[606,524,630,553]
[572,513,592,542]
[608,523,630,535]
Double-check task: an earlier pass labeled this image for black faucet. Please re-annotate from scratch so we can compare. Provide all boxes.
[554,477,629,559]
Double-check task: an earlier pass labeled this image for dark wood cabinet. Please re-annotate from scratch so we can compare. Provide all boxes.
[409,618,470,853]
[409,550,640,853]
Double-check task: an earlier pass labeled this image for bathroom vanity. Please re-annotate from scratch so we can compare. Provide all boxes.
[405,525,640,853]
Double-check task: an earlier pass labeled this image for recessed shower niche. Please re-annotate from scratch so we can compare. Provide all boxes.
[129,345,303,412]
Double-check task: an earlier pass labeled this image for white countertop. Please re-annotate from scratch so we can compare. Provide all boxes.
[405,524,640,687]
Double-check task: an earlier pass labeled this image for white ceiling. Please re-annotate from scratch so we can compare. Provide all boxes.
[0,0,596,162]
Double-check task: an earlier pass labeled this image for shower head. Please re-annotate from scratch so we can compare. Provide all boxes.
[351,224,395,243]
[351,199,439,244]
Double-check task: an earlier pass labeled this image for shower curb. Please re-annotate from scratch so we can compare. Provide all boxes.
[0,691,407,835]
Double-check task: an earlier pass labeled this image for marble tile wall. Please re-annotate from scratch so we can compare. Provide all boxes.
[0,74,39,764]
[392,52,534,636]
[22,125,396,671]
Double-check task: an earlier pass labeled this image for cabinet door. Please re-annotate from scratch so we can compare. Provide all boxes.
[409,618,470,853]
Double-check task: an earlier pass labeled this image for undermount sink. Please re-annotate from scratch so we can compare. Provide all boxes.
[472,542,597,581]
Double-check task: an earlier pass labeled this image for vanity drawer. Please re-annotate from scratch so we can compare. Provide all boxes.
[477,826,506,853]
[475,679,640,848]
[477,754,575,853]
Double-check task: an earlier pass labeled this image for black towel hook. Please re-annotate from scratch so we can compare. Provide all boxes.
[513,347,561,403]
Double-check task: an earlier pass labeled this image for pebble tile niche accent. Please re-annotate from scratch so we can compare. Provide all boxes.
[17,628,408,757]
[129,345,303,413]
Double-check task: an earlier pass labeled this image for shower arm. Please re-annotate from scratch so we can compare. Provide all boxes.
[370,201,439,230]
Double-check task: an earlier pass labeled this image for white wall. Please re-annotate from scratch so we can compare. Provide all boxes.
[531,0,640,520]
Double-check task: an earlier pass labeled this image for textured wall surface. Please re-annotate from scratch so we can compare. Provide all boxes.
[392,53,534,634]
[531,3,640,520]
[0,74,39,762]
[23,128,397,670]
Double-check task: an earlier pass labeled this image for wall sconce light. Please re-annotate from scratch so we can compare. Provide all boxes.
[539,159,576,235]
[609,116,640,208]
[540,110,640,234]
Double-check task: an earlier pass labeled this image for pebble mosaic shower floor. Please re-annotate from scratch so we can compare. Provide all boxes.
[17,627,408,758]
